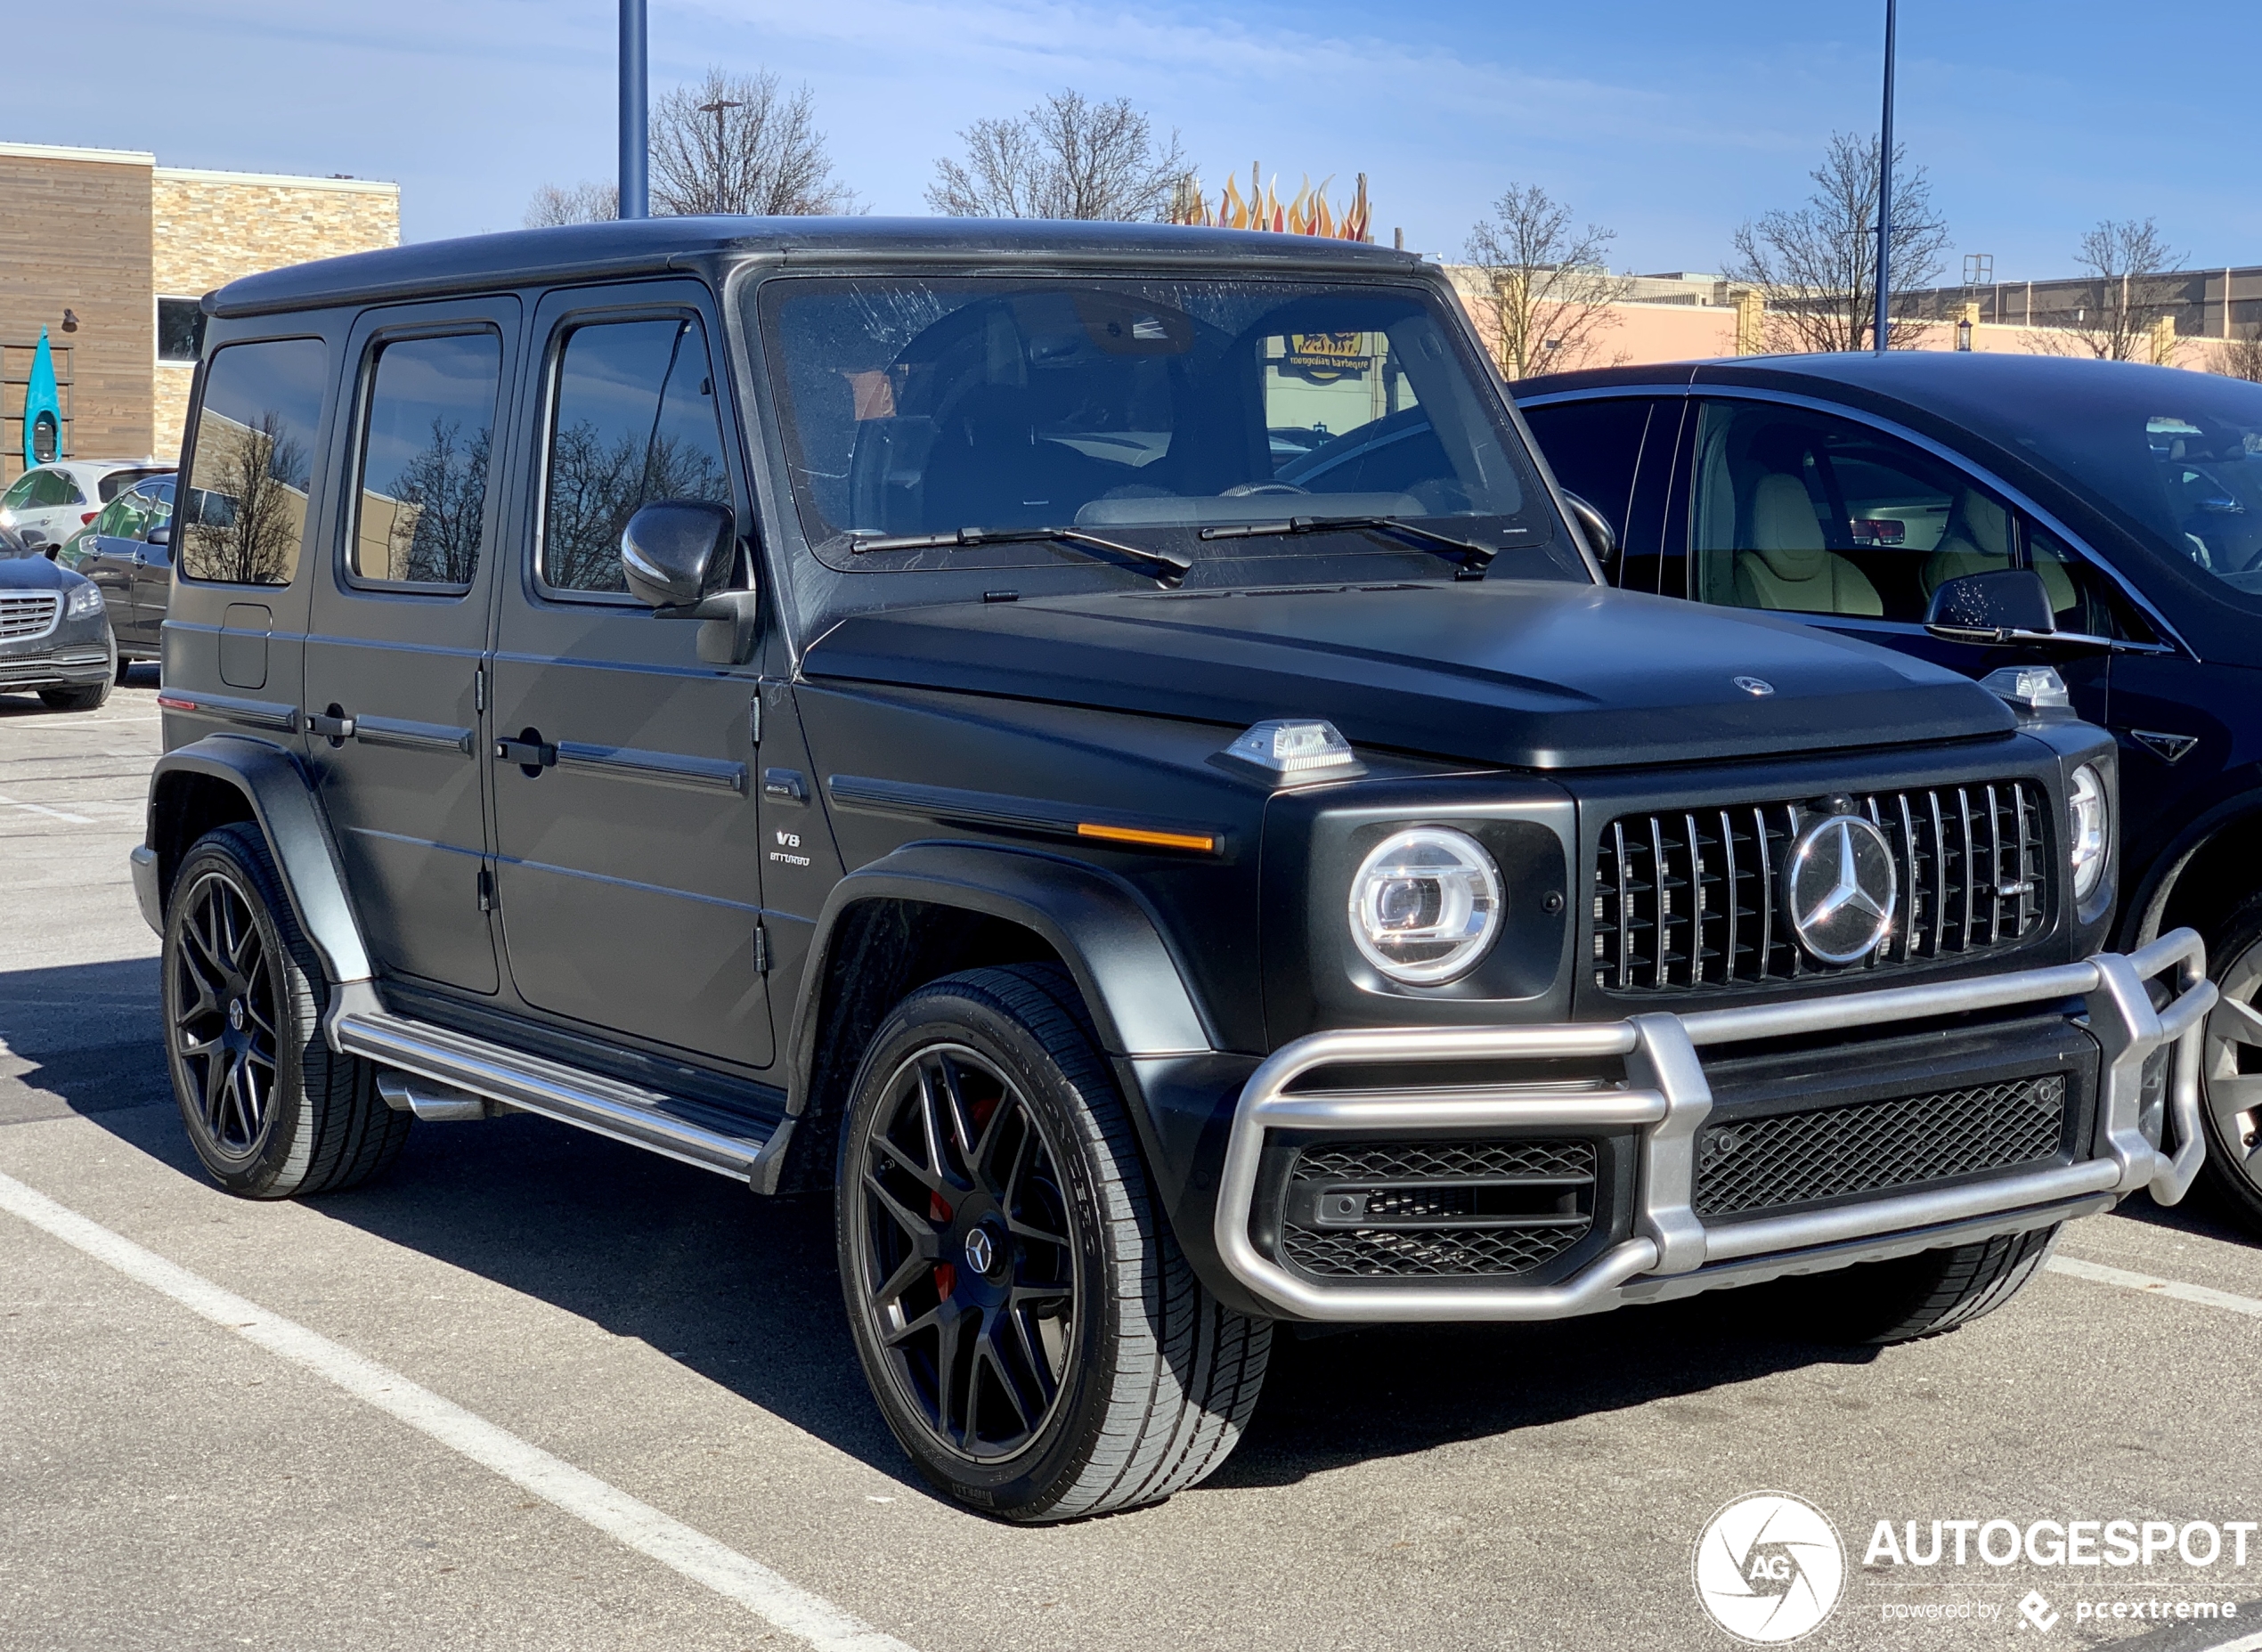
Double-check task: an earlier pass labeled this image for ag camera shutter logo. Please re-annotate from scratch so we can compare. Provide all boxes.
[1694,1492,1846,1643]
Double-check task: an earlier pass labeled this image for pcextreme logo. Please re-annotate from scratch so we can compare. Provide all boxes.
[1694,1492,1848,1643]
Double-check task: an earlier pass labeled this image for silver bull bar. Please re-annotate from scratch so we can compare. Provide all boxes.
[1214,931,2216,1322]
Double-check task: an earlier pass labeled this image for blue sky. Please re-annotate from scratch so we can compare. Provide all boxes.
[37,2,2261,281]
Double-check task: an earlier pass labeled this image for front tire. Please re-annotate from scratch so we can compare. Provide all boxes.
[2198,894,2262,1234]
[836,964,1270,1521]
[38,678,109,712]
[1781,1224,2060,1344]
[162,824,410,1198]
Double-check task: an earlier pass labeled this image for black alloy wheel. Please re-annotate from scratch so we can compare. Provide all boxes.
[852,1042,1078,1462]
[170,865,283,1159]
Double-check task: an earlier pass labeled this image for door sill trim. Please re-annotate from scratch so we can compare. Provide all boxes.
[328,985,777,1184]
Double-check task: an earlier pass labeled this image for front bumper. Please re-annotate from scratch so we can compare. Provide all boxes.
[1214,931,2214,1322]
[0,639,110,691]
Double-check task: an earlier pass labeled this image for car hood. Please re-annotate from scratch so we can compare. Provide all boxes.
[0,553,74,591]
[800,581,2015,769]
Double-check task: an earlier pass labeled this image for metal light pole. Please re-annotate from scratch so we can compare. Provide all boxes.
[698,99,745,215]
[619,0,648,220]
[1874,0,1896,354]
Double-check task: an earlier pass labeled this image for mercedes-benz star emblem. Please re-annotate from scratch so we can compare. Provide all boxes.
[1786,814,1897,964]
[1733,676,1776,696]
[962,1225,996,1276]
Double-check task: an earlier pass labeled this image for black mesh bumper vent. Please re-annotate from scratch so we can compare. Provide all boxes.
[1593,781,2049,994]
[1280,1138,1597,1279]
[1694,1074,2070,1218]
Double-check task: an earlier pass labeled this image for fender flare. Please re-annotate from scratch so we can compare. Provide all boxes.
[2123,784,2262,948]
[145,735,373,986]
[786,841,1216,1108]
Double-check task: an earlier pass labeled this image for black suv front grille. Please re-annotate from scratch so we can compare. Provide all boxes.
[1694,1073,2068,1217]
[1592,782,2048,993]
[1279,1138,1596,1279]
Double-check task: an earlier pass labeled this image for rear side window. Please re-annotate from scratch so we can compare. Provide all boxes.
[181,338,329,585]
[31,469,81,507]
[540,316,729,596]
[97,468,168,504]
[349,331,501,589]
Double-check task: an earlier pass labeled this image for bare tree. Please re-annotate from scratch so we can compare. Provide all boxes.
[1724,133,1949,353]
[2217,332,2262,384]
[650,67,858,216]
[183,411,305,585]
[927,90,1188,221]
[525,180,618,227]
[1461,183,1631,378]
[2035,218,2187,362]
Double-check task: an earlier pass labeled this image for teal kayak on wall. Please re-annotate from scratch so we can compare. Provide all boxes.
[24,329,60,469]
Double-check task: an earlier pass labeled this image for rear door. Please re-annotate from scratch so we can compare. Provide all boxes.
[487,281,773,1070]
[302,299,517,995]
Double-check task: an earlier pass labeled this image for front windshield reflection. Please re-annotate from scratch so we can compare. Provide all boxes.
[754,276,1559,578]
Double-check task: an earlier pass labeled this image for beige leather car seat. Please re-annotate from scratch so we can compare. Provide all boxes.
[1923,489,2076,612]
[1732,473,1884,615]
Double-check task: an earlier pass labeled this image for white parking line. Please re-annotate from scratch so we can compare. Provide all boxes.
[2047,1255,2262,1321]
[0,1168,918,1652]
[0,793,93,824]
[2200,1632,2262,1652]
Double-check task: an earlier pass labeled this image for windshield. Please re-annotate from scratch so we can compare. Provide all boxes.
[752,274,1573,583]
[1960,369,2262,598]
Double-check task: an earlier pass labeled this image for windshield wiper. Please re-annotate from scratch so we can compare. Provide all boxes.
[1200,514,1509,579]
[849,525,1190,587]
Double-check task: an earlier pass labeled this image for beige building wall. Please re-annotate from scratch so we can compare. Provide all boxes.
[151,167,399,460]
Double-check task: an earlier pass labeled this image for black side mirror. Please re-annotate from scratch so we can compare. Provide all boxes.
[621,500,734,606]
[145,525,169,548]
[1562,491,1619,573]
[620,500,758,665]
[1924,568,2056,644]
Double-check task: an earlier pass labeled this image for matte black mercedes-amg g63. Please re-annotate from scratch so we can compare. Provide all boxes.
[134,219,2213,1520]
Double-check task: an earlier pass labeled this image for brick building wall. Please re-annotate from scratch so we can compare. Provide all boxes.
[151,168,398,458]
[0,143,157,476]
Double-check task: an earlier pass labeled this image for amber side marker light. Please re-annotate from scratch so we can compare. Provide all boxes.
[1076,822,1218,853]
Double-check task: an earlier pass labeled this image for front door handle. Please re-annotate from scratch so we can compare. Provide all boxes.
[496,731,557,771]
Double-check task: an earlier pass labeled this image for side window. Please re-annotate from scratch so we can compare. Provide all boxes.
[37,470,85,507]
[2026,520,2153,642]
[541,315,729,597]
[348,331,501,589]
[180,338,329,586]
[0,474,35,512]
[1518,397,1653,547]
[1689,400,2000,621]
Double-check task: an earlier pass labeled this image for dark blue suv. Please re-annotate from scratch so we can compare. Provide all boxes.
[1514,352,2262,1230]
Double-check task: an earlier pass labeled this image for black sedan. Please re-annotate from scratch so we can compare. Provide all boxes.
[56,472,173,674]
[0,550,114,710]
[1512,350,2262,1229]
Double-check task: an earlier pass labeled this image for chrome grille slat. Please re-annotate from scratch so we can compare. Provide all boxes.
[1593,779,2052,996]
[0,592,61,641]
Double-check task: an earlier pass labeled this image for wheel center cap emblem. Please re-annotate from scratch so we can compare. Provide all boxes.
[227,999,245,1031]
[1786,814,1898,964]
[962,1225,997,1277]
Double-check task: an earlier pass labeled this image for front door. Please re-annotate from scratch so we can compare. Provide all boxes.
[487,281,773,1070]
[302,298,517,995]
[127,480,177,647]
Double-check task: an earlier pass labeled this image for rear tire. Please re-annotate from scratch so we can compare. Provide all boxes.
[2197,894,2262,1235]
[836,963,1270,1521]
[1781,1224,2061,1344]
[162,824,410,1198]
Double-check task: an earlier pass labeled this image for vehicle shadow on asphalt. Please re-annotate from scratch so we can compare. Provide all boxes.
[7,955,2251,1503]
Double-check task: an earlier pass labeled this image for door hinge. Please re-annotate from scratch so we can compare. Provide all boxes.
[753,922,770,975]
[475,664,487,713]
[748,693,761,746]
[477,867,495,912]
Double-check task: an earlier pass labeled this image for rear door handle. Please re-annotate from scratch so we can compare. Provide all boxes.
[495,733,557,769]
[306,709,357,741]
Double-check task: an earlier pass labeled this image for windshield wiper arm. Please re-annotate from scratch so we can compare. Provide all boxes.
[1200,514,1505,578]
[849,525,1190,587]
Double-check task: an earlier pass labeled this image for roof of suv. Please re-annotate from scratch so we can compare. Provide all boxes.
[210,216,1429,320]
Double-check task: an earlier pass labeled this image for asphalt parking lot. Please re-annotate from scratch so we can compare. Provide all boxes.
[4,676,2261,1652]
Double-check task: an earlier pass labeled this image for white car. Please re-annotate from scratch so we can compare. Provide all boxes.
[0,460,169,555]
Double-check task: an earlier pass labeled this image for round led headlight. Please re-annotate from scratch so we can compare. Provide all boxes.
[1347,826,1502,984]
[2068,762,2109,899]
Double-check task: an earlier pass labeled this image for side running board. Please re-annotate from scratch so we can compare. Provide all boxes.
[329,992,778,1184]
